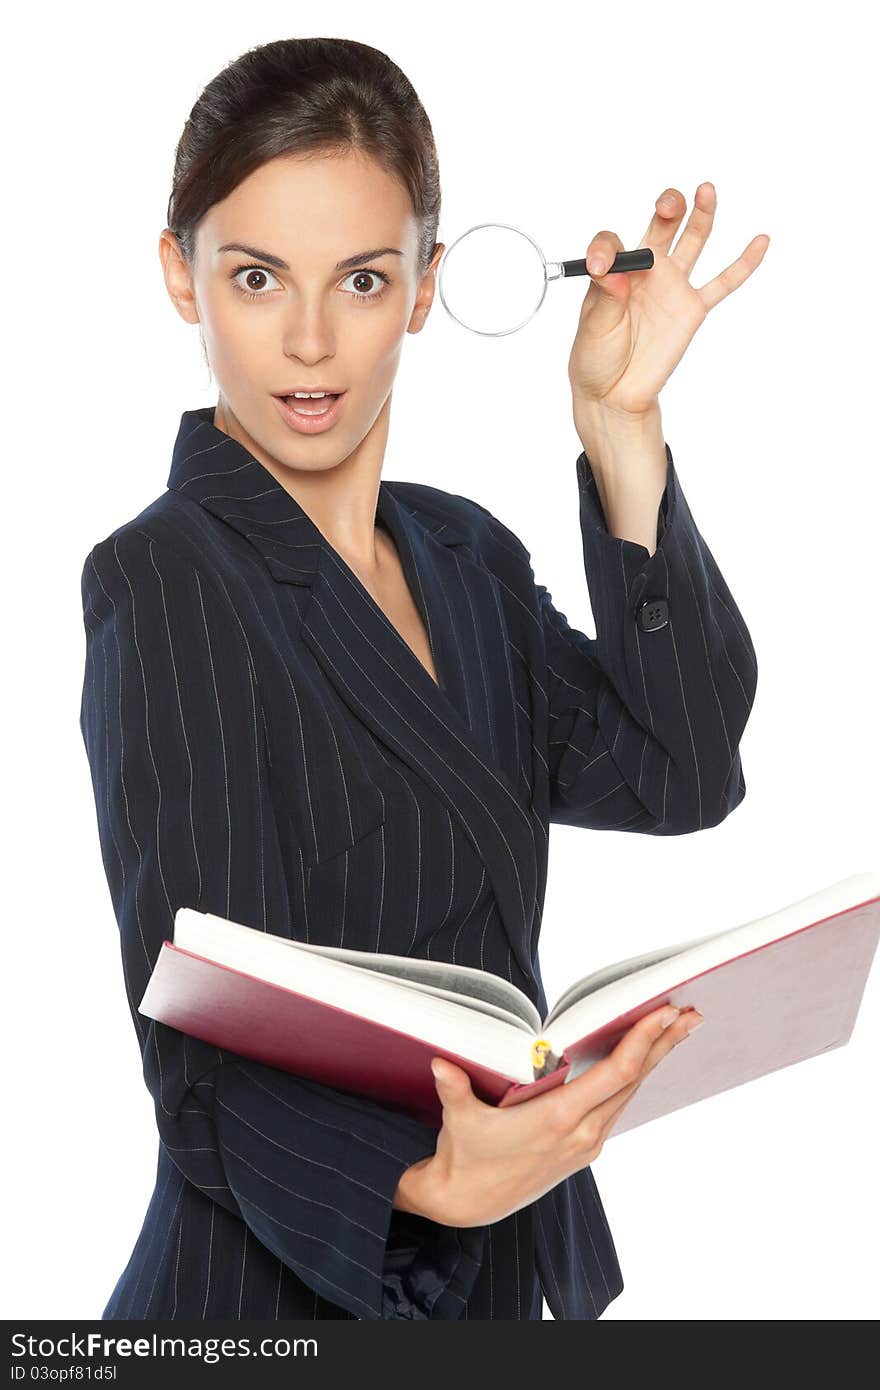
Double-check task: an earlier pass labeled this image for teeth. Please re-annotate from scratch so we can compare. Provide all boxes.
[281,390,341,418]
[288,398,332,416]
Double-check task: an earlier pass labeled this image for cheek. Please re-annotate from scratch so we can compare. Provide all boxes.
[214,307,291,402]
[361,313,408,379]
[198,291,247,364]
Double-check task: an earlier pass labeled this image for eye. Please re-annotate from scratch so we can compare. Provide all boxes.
[231,265,282,300]
[340,268,392,303]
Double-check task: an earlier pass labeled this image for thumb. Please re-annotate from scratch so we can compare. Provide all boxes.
[581,232,631,328]
[431,1057,476,1104]
[583,261,631,327]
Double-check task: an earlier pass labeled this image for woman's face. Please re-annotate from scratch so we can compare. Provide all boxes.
[161,148,443,473]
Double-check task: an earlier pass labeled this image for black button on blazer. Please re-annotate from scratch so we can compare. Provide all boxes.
[79,406,758,1320]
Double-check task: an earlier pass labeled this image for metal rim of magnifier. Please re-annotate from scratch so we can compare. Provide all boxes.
[438,221,550,337]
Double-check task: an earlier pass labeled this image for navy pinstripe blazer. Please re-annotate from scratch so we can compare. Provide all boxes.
[79,405,757,1320]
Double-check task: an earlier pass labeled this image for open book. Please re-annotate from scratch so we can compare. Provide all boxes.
[139,871,880,1135]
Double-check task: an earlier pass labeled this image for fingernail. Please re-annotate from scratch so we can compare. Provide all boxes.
[685,1013,705,1033]
[660,1006,681,1029]
[589,256,606,275]
[660,193,676,207]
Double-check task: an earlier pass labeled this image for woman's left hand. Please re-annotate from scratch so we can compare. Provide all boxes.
[568,182,770,422]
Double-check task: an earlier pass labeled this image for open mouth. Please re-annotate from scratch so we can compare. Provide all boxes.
[282,393,341,416]
[272,391,347,433]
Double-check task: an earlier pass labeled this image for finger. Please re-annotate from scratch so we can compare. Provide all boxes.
[637,186,688,255]
[578,1008,702,1139]
[585,229,625,280]
[581,229,631,324]
[668,181,718,277]
[578,1074,644,1142]
[430,1057,486,1110]
[555,1004,685,1125]
[696,234,771,312]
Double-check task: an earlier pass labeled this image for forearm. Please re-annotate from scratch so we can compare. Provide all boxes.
[573,400,668,556]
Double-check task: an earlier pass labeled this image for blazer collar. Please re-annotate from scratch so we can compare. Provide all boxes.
[167,405,471,578]
[167,406,539,983]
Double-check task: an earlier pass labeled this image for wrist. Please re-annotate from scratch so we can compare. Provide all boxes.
[574,398,662,459]
[572,400,668,553]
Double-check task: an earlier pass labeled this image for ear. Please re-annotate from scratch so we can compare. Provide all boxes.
[159,228,200,327]
[407,240,446,335]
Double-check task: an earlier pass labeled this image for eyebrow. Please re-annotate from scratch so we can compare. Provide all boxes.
[216,242,405,272]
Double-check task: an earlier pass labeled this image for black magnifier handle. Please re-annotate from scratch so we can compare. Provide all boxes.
[561,248,654,277]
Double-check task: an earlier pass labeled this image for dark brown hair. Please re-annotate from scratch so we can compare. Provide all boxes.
[166,37,442,276]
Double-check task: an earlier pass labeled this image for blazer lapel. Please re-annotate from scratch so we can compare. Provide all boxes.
[168,407,538,981]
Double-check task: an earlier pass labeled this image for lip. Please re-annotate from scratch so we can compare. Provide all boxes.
[272,390,347,435]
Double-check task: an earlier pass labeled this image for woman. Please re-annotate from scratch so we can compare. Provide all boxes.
[79,36,765,1321]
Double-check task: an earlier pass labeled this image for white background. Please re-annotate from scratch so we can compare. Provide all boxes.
[4,0,877,1322]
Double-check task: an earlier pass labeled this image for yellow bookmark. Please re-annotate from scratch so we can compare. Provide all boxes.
[531,1037,561,1080]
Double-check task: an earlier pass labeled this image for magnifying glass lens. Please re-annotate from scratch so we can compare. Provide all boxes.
[439,225,546,335]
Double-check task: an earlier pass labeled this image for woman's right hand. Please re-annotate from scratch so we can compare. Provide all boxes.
[394,1004,703,1227]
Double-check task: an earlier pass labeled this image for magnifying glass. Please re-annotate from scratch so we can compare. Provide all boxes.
[437,222,654,336]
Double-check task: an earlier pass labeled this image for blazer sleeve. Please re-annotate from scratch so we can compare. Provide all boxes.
[78,528,485,1321]
[529,443,757,834]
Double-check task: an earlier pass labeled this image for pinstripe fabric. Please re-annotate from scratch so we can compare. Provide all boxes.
[79,405,757,1320]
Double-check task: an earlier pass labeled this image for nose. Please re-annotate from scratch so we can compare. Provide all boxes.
[281,296,337,362]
